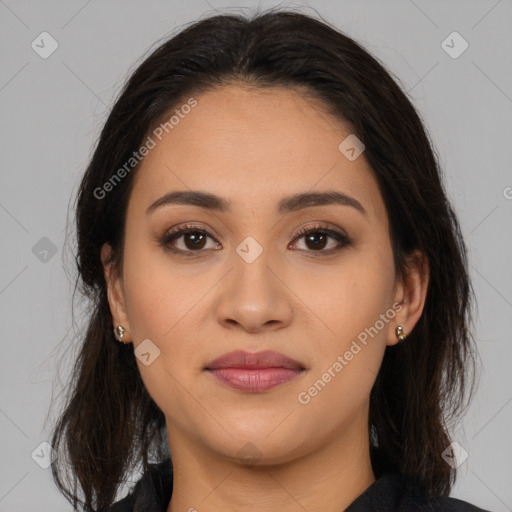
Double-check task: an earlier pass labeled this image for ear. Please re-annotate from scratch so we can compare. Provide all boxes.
[387,249,429,346]
[101,243,131,343]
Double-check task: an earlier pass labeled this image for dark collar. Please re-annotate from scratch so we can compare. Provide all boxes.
[109,457,490,512]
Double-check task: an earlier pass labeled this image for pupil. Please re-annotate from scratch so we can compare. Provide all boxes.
[306,233,326,250]
[186,232,205,249]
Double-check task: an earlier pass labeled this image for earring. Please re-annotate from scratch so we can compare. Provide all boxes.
[395,325,408,343]
[114,325,126,343]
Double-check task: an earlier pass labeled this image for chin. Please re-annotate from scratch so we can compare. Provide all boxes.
[218,439,305,468]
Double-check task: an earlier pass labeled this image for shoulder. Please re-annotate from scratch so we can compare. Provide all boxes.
[347,471,493,512]
[399,473,493,512]
[430,495,492,511]
[105,494,133,512]
[105,458,173,512]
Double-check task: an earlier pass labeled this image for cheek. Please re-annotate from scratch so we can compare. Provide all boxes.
[297,249,395,339]
[121,237,211,395]
[121,234,193,341]
[294,265,394,420]
[121,243,202,417]
[293,248,396,403]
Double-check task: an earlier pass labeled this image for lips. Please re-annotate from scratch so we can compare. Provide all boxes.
[204,350,306,392]
[204,350,305,371]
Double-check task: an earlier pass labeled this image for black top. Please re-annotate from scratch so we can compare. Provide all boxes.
[107,457,492,512]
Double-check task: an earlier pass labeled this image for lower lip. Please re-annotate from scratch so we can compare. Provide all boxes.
[206,367,304,392]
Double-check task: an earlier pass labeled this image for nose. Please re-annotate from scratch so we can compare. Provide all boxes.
[215,249,294,333]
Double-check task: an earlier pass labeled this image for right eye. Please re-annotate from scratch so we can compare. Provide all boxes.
[160,224,221,254]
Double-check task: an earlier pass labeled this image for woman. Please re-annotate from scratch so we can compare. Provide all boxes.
[49,8,492,512]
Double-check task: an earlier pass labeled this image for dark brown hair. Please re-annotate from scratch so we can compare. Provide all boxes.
[49,7,480,511]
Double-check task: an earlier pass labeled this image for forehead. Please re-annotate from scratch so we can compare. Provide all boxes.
[129,85,386,222]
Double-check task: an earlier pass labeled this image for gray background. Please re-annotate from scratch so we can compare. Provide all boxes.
[1,0,511,510]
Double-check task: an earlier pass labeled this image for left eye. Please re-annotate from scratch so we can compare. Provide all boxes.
[160,224,351,254]
[291,226,351,252]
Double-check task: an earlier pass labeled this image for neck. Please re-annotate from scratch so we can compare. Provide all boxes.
[166,411,376,512]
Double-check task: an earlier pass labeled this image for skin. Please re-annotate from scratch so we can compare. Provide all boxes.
[102,84,429,512]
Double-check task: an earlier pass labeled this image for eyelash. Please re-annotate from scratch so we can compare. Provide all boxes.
[160,223,352,256]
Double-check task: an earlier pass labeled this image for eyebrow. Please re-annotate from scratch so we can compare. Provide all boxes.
[146,190,367,217]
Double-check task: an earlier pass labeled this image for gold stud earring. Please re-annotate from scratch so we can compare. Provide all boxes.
[395,325,408,343]
[114,325,126,343]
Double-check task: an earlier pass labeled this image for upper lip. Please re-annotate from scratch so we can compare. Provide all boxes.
[205,350,305,370]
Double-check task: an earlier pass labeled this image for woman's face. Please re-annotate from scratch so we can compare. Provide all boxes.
[103,84,420,465]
